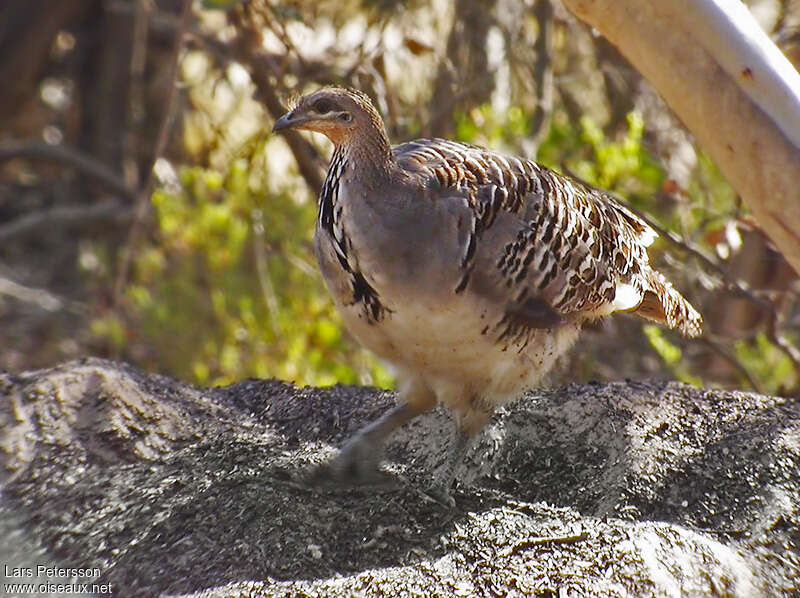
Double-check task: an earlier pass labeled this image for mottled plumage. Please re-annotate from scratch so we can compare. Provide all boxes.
[272,87,702,504]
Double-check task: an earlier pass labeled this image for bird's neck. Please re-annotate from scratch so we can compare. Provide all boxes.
[335,125,395,184]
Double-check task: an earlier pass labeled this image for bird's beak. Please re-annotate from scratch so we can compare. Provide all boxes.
[272,109,309,132]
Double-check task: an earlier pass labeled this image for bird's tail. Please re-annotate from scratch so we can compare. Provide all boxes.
[633,269,703,337]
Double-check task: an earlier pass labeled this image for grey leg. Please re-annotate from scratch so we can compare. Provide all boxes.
[426,403,492,506]
[328,401,419,482]
[425,424,474,506]
[321,377,437,484]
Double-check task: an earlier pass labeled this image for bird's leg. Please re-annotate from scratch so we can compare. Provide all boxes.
[329,401,417,481]
[326,379,435,484]
[425,425,474,506]
[426,405,491,506]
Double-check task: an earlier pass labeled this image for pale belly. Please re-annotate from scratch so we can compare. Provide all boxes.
[314,207,581,409]
[335,292,581,408]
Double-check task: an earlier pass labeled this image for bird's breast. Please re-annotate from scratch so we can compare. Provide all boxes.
[314,208,581,403]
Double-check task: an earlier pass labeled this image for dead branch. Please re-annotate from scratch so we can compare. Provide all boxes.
[106,0,236,65]
[700,336,762,392]
[114,0,193,303]
[229,6,325,195]
[499,531,589,557]
[0,201,132,244]
[528,0,554,148]
[0,275,84,313]
[0,140,136,201]
[427,0,495,138]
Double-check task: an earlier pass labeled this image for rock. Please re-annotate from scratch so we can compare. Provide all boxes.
[0,358,798,597]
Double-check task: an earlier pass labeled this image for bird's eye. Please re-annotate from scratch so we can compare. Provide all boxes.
[313,99,336,114]
[339,112,353,123]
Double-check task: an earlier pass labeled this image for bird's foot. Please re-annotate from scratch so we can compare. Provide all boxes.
[310,432,393,487]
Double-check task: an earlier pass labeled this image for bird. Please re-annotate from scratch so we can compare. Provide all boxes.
[272,86,702,505]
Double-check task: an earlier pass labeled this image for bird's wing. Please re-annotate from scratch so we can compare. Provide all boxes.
[393,138,701,337]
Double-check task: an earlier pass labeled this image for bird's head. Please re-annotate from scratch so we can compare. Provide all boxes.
[272,87,386,148]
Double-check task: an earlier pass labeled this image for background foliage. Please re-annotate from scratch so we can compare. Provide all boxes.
[1,0,799,395]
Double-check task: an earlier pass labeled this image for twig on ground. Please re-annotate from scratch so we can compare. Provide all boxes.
[500,531,589,557]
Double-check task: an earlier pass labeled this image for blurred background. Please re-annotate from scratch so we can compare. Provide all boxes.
[0,0,798,395]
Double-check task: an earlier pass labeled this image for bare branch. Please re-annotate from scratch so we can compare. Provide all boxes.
[253,81,326,195]
[229,6,325,195]
[0,276,84,313]
[700,336,761,392]
[109,0,328,196]
[767,317,800,378]
[427,0,495,138]
[106,0,236,65]
[0,140,136,201]
[113,0,193,303]
[0,201,132,244]
[528,0,554,148]
[499,531,589,557]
